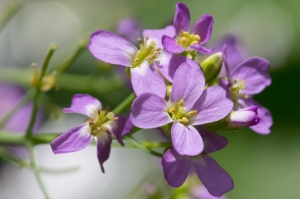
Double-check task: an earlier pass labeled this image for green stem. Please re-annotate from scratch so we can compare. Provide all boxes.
[124,136,163,157]
[26,44,57,137]
[0,90,34,130]
[112,93,135,114]
[0,2,21,33]
[0,146,28,168]
[28,145,50,199]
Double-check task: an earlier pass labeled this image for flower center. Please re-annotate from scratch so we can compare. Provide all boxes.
[84,107,118,137]
[177,32,200,48]
[167,99,197,125]
[132,35,161,67]
[230,79,249,101]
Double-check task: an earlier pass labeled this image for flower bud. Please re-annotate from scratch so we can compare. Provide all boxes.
[200,52,223,83]
[224,107,261,130]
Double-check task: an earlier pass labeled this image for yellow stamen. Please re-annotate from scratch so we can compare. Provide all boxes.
[179,37,188,47]
[178,99,184,107]
[188,110,197,116]
[137,38,142,44]
[182,32,190,38]
[244,94,249,99]
[194,35,200,41]
[190,40,199,45]
[181,117,189,123]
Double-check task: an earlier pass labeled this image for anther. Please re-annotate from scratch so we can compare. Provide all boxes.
[168,107,176,114]
[178,99,184,107]
[182,32,190,38]
[97,110,101,114]
[188,110,197,116]
[137,38,143,44]
[181,117,189,123]
[190,41,199,45]
[194,35,200,41]
[243,94,249,99]
[84,118,91,123]
[145,35,149,41]
[179,37,188,47]
[155,47,161,51]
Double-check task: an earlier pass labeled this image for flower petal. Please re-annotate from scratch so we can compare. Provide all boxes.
[170,62,205,111]
[88,30,137,67]
[63,94,101,119]
[96,133,112,173]
[199,127,228,153]
[171,122,204,156]
[192,14,214,45]
[130,61,166,98]
[192,86,233,125]
[189,44,214,54]
[143,25,175,48]
[110,116,133,146]
[155,51,199,83]
[222,44,233,82]
[50,123,92,154]
[239,98,272,134]
[130,93,172,128]
[162,148,191,187]
[192,185,227,199]
[232,57,271,95]
[193,155,234,197]
[162,35,185,54]
[174,2,190,35]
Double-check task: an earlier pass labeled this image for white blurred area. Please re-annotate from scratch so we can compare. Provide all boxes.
[0,114,161,199]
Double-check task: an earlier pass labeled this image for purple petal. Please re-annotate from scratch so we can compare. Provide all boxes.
[189,44,214,54]
[162,149,191,187]
[193,155,234,197]
[232,57,271,95]
[171,122,204,156]
[192,86,233,125]
[239,98,272,134]
[222,45,233,82]
[229,106,261,128]
[199,127,228,153]
[130,61,166,98]
[162,35,185,54]
[192,185,227,199]
[143,25,175,48]
[218,79,230,98]
[170,62,205,111]
[192,14,214,45]
[96,133,112,173]
[130,93,172,128]
[109,116,133,146]
[156,52,199,82]
[88,30,137,67]
[63,94,101,119]
[50,123,92,154]
[174,2,190,35]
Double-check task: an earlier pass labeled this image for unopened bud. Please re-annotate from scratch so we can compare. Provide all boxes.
[200,52,223,83]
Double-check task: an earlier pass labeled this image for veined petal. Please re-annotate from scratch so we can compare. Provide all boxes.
[170,62,205,111]
[162,149,192,187]
[192,86,233,125]
[130,93,172,128]
[189,44,214,54]
[96,133,112,173]
[193,155,234,197]
[239,98,272,134]
[130,61,166,98]
[63,94,101,119]
[88,30,138,67]
[162,35,185,54]
[222,45,233,82]
[192,14,214,45]
[50,123,92,154]
[143,25,175,48]
[199,127,228,153]
[232,57,271,95]
[174,2,190,35]
[109,116,133,146]
[155,51,199,83]
[171,122,204,156]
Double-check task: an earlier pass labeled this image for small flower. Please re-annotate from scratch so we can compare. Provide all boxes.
[130,62,233,156]
[222,45,273,134]
[50,94,132,173]
[162,2,214,54]
[162,128,233,197]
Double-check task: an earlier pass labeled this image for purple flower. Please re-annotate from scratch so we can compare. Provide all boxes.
[50,94,132,173]
[192,185,227,199]
[162,129,234,196]
[225,107,261,130]
[222,45,272,134]
[88,26,176,98]
[130,62,233,156]
[116,17,141,44]
[162,2,214,54]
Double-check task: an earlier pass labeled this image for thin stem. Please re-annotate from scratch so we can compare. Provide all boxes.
[0,146,29,168]
[0,2,21,33]
[125,136,163,157]
[28,145,50,199]
[26,44,57,137]
[112,93,135,114]
[0,90,34,130]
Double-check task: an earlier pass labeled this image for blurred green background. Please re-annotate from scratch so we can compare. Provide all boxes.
[0,0,299,198]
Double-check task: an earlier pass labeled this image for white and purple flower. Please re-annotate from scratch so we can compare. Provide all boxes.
[162,2,214,54]
[130,62,233,156]
[50,94,132,173]
[162,128,233,196]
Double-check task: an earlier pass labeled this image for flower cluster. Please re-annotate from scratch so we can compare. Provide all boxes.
[50,2,272,197]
